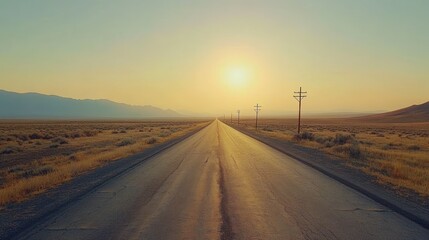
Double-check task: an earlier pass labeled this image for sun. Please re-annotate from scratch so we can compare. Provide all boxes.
[227,67,248,87]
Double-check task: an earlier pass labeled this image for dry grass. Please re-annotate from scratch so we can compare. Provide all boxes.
[231,118,429,197]
[0,120,210,207]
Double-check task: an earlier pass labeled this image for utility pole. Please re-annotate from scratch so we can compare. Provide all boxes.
[237,110,240,126]
[254,104,262,130]
[230,113,233,124]
[293,87,307,134]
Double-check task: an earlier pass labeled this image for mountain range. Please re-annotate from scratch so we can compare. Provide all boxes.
[0,89,181,119]
[1,89,428,122]
[353,101,429,122]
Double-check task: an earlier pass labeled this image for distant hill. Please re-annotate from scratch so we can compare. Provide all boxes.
[353,101,429,123]
[0,89,181,119]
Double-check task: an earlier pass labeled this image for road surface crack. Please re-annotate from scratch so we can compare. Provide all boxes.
[230,155,239,169]
[337,207,391,212]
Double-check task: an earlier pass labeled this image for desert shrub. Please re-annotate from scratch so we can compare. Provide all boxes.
[119,129,127,134]
[49,143,60,148]
[315,137,323,143]
[8,166,23,173]
[315,136,332,144]
[15,134,29,141]
[382,144,393,150]
[19,165,54,178]
[333,133,354,145]
[1,147,19,154]
[51,137,68,145]
[262,127,273,132]
[159,130,171,137]
[146,137,157,144]
[116,138,136,147]
[324,141,335,148]
[359,140,373,146]
[111,131,119,134]
[333,143,361,159]
[301,132,315,140]
[171,127,182,133]
[349,143,362,158]
[70,132,81,138]
[293,131,315,141]
[28,133,43,140]
[382,143,402,150]
[42,134,54,140]
[407,145,421,151]
[83,130,98,137]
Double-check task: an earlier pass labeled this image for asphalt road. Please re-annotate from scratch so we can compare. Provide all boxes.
[18,120,428,240]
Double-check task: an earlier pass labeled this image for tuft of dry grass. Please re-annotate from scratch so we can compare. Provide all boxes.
[231,118,429,197]
[0,120,210,207]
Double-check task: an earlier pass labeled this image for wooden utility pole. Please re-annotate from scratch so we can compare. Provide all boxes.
[230,113,233,123]
[237,110,240,125]
[293,87,307,134]
[254,104,262,130]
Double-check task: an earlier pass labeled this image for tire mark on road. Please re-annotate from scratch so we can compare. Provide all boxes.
[218,157,233,240]
[216,121,234,240]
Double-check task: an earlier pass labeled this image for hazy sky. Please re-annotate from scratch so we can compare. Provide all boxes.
[1,0,428,116]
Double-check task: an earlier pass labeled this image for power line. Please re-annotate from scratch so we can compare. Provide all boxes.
[254,104,262,130]
[293,87,307,134]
